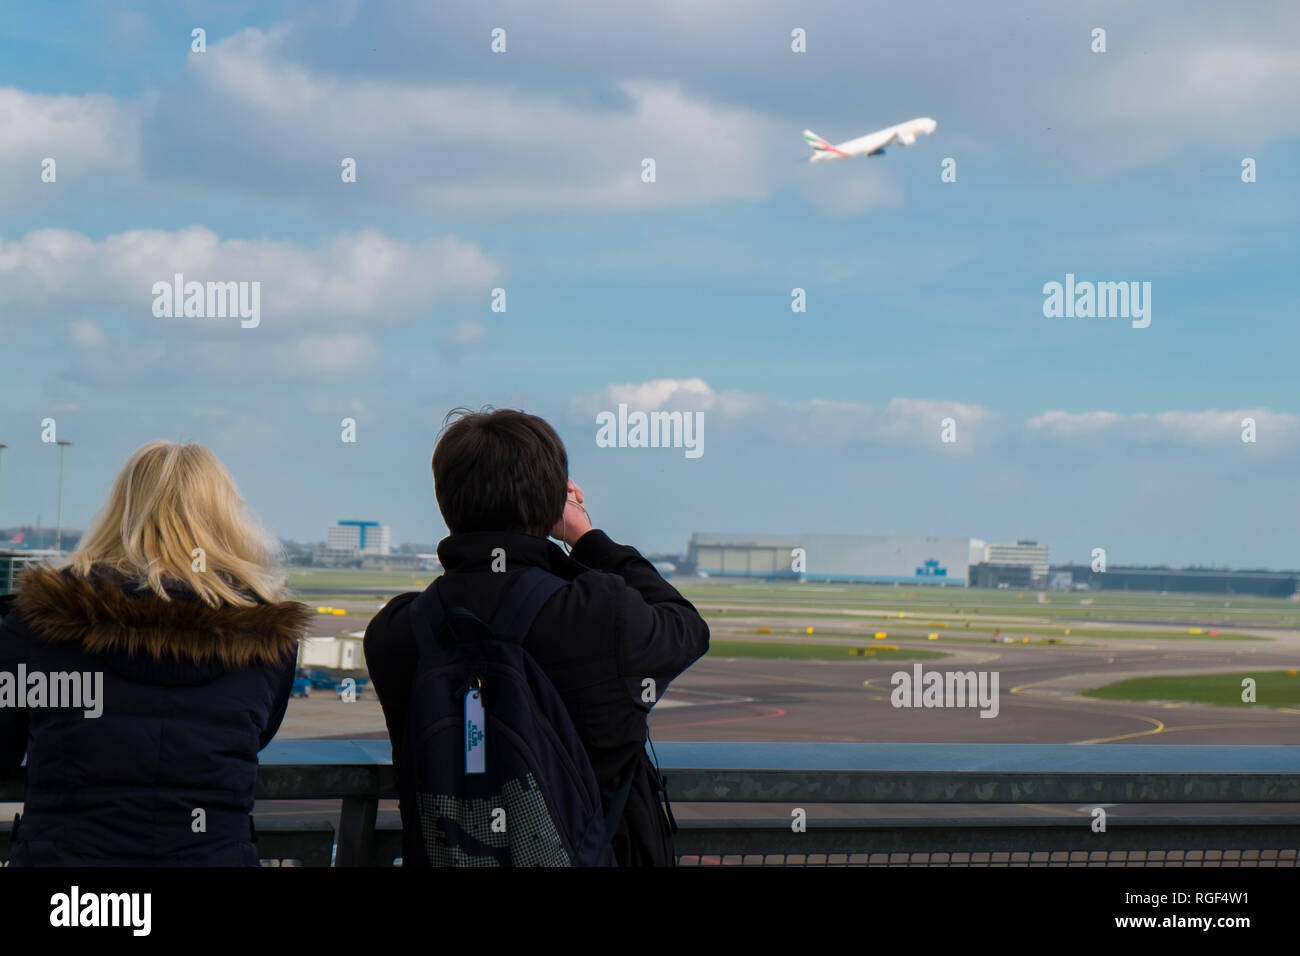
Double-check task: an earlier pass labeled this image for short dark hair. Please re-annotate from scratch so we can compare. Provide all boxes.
[432,407,568,537]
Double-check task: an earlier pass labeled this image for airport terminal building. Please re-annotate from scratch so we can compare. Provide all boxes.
[688,533,985,585]
[1049,564,1300,598]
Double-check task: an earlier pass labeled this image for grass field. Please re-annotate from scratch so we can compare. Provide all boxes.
[674,581,1300,629]
[710,628,1084,647]
[288,569,433,590]
[697,610,1259,641]
[708,622,1257,643]
[708,639,949,662]
[1082,670,1300,709]
[286,571,1297,641]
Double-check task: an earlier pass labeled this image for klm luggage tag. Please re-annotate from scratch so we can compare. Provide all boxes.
[464,685,486,774]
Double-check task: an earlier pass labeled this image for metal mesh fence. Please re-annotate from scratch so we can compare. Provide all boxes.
[678,848,1299,867]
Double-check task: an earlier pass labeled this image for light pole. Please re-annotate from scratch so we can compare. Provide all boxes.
[0,444,6,544]
[55,440,72,553]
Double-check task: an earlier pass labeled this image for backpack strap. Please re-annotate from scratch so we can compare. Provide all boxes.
[405,580,449,657]
[489,568,634,848]
[406,566,565,653]
[488,566,565,645]
[603,765,635,842]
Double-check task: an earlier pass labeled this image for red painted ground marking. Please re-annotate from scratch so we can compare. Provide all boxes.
[655,705,787,730]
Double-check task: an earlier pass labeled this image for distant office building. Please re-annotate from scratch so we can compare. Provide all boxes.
[310,547,361,568]
[970,563,1036,589]
[1051,565,1300,598]
[985,541,1049,583]
[326,521,391,556]
[1048,571,1076,591]
[359,552,423,571]
[688,533,982,586]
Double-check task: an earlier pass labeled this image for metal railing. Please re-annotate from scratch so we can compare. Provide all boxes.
[3,741,1298,866]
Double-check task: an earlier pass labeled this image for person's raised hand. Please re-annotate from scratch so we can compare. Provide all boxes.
[550,478,593,546]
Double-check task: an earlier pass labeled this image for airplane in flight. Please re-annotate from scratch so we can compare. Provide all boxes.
[803,117,937,162]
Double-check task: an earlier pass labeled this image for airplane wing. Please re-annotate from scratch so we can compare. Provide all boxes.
[835,127,902,157]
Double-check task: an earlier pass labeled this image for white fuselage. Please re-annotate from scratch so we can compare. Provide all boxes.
[811,116,938,162]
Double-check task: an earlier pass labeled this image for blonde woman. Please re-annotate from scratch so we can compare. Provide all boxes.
[0,441,309,865]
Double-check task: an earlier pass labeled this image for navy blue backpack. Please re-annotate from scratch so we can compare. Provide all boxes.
[401,566,632,866]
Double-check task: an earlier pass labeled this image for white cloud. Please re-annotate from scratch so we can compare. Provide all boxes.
[578,382,1300,454]
[784,396,996,450]
[1047,39,1300,172]
[69,320,107,349]
[168,2,1300,194]
[801,167,903,217]
[581,377,756,416]
[0,87,140,170]
[1026,410,1123,436]
[5,2,1294,224]
[1116,43,1299,136]
[454,320,487,344]
[293,333,378,373]
[573,379,994,448]
[877,397,996,438]
[141,28,781,210]
[1027,408,1299,443]
[607,377,711,410]
[0,226,499,326]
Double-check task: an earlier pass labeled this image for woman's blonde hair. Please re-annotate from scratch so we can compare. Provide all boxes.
[66,441,285,607]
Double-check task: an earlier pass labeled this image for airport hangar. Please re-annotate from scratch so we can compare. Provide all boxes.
[687,533,986,585]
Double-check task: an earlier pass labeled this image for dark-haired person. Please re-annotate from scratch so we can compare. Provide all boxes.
[364,408,709,866]
[0,441,310,865]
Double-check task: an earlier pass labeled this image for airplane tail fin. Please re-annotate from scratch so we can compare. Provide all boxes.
[803,129,833,155]
[803,129,847,161]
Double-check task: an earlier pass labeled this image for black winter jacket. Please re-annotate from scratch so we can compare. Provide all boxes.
[0,566,308,866]
[363,529,710,867]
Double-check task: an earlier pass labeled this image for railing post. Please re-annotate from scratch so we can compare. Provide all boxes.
[336,796,378,866]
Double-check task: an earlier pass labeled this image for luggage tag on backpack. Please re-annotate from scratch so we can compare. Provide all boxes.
[465,682,486,775]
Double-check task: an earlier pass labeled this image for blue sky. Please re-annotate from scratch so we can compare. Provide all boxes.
[0,0,1297,567]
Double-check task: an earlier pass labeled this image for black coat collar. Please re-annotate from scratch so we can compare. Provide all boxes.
[437,532,583,577]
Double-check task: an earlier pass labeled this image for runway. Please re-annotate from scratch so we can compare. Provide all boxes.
[651,638,1300,745]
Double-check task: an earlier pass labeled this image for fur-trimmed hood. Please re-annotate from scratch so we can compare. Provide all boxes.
[14,565,309,670]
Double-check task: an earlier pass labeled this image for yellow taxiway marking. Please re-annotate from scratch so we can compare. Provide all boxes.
[1152,721,1297,735]
[1073,714,1166,744]
[1017,804,1094,818]
[1009,676,1074,695]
